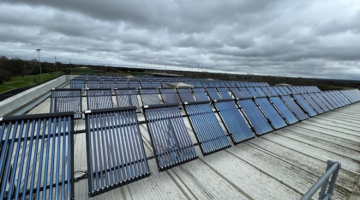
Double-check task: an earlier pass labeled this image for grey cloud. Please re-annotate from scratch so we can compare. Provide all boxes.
[0,0,360,80]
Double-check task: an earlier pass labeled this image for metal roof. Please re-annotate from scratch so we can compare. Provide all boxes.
[24,91,360,200]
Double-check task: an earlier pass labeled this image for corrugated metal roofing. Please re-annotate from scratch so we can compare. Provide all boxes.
[22,92,360,200]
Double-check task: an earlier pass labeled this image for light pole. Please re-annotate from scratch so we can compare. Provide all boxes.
[198,64,200,79]
[36,49,43,83]
[54,56,57,76]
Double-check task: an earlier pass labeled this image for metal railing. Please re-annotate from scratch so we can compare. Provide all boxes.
[300,160,341,200]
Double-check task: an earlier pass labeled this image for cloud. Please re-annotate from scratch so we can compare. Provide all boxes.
[0,0,360,80]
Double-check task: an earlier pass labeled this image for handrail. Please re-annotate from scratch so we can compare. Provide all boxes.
[300,160,341,200]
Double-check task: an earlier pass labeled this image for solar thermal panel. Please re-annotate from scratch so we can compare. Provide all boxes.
[192,87,209,101]
[217,87,232,99]
[267,87,278,95]
[117,81,129,88]
[140,88,161,106]
[143,103,198,171]
[288,87,298,94]
[102,80,115,91]
[292,94,317,117]
[314,93,334,111]
[207,82,216,87]
[337,91,351,105]
[277,87,288,94]
[87,88,113,110]
[115,88,140,112]
[327,91,344,107]
[70,79,85,91]
[309,93,329,112]
[321,92,339,109]
[237,99,273,135]
[302,94,324,114]
[214,100,255,144]
[177,88,195,103]
[229,87,244,98]
[260,87,272,96]
[85,107,150,197]
[160,88,180,104]
[87,80,101,89]
[255,97,287,129]
[247,87,260,97]
[129,81,139,89]
[282,87,292,94]
[272,87,284,95]
[281,95,308,120]
[254,87,266,96]
[239,88,252,97]
[50,88,82,119]
[269,96,298,125]
[0,112,74,200]
[205,87,221,100]
[184,101,231,155]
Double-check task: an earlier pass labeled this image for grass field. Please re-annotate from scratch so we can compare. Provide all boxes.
[0,72,64,93]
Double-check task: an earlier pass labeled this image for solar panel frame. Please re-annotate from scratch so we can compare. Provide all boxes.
[87,88,114,110]
[143,103,198,171]
[50,88,82,119]
[214,99,255,144]
[237,98,273,135]
[183,101,231,155]
[84,107,150,197]
[0,112,75,200]
[255,97,287,129]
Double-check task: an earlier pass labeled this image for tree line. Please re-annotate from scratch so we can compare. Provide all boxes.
[0,56,71,84]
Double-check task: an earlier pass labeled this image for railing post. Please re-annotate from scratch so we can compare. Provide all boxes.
[301,160,341,200]
[326,161,341,199]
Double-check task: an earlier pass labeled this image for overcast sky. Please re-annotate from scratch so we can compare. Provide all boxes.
[1,0,360,79]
